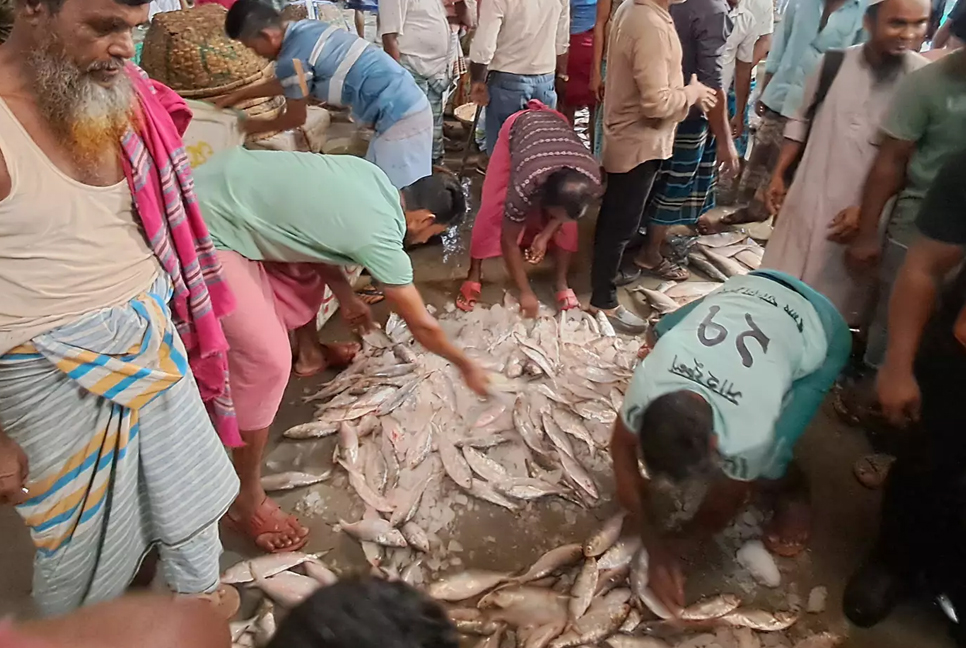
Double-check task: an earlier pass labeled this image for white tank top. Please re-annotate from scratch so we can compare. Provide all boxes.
[0,98,159,354]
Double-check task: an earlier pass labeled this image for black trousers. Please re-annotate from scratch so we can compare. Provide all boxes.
[590,160,661,310]
[874,329,966,606]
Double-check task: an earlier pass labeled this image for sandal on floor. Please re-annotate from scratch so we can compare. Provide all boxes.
[355,285,385,305]
[614,266,642,287]
[555,289,580,311]
[181,583,241,620]
[763,500,812,558]
[223,497,309,554]
[293,341,360,378]
[456,281,482,312]
[854,454,896,490]
[634,257,690,281]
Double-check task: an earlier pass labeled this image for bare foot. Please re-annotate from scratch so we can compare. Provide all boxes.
[225,493,309,553]
[294,341,361,378]
[764,499,811,557]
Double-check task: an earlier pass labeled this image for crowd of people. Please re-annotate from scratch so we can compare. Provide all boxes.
[1,0,966,644]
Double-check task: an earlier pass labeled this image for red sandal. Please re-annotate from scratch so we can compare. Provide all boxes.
[456,281,482,312]
[555,288,580,312]
[223,497,309,554]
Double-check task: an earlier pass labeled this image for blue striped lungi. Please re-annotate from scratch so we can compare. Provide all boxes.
[0,276,239,615]
[643,118,718,227]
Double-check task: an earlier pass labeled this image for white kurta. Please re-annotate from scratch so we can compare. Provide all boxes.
[761,46,926,325]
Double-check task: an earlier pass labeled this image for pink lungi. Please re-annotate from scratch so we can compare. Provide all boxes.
[468,109,579,261]
[217,250,331,430]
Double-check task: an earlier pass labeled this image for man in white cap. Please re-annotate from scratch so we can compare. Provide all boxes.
[760,0,931,326]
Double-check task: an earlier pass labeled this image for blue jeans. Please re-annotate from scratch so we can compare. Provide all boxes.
[485,71,556,153]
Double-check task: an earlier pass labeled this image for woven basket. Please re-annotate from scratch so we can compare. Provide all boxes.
[140,4,269,95]
[0,0,12,44]
[246,95,286,118]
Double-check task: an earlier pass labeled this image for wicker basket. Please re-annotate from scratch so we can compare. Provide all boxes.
[140,4,269,95]
[0,0,12,44]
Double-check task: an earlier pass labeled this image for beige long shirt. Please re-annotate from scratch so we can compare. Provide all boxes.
[601,0,690,174]
[468,0,570,76]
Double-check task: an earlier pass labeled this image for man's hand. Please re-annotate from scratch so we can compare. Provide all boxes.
[519,291,540,319]
[212,92,240,109]
[876,363,922,427]
[846,236,883,273]
[764,174,786,216]
[730,113,745,140]
[470,82,490,107]
[0,434,29,506]
[590,67,605,102]
[684,75,717,113]
[340,297,375,334]
[459,360,491,397]
[717,138,740,181]
[645,539,687,613]
[827,206,861,243]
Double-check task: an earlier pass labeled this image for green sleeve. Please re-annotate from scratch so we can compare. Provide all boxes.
[355,241,415,286]
[880,69,928,143]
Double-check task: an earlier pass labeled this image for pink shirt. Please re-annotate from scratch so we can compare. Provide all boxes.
[194,0,237,8]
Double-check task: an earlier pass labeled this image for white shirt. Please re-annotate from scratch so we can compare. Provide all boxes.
[469,0,570,76]
[148,0,182,19]
[379,0,453,78]
[720,0,775,91]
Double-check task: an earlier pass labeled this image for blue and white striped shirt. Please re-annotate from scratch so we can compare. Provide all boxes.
[275,20,427,133]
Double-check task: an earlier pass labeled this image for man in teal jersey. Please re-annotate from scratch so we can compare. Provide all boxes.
[611,270,850,614]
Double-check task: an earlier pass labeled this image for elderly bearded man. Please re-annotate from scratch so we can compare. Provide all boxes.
[0,0,240,618]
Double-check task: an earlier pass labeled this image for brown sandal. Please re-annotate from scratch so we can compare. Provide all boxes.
[224,497,309,554]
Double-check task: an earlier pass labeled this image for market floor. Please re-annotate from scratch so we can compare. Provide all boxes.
[0,210,956,648]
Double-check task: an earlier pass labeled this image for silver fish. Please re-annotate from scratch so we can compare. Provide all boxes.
[462,446,510,483]
[514,544,584,583]
[382,416,409,461]
[618,609,642,633]
[342,386,399,420]
[400,521,431,553]
[457,432,516,449]
[389,459,440,527]
[552,407,596,454]
[519,619,568,648]
[466,479,521,510]
[260,470,331,492]
[357,414,381,436]
[360,540,384,567]
[542,411,576,458]
[536,383,573,407]
[401,559,425,587]
[448,608,502,636]
[679,594,742,621]
[595,311,616,337]
[496,477,568,501]
[553,589,630,647]
[282,420,340,440]
[303,560,339,586]
[721,609,799,632]
[230,618,256,642]
[393,343,419,364]
[428,570,510,602]
[735,248,763,271]
[475,402,508,428]
[339,422,361,466]
[472,625,505,648]
[340,460,394,512]
[595,565,631,595]
[559,452,598,500]
[379,427,401,490]
[222,552,322,584]
[254,602,277,647]
[687,250,729,282]
[338,517,408,548]
[364,441,389,494]
[479,585,568,612]
[633,288,679,314]
[506,350,526,378]
[439,435,474,489]
[405,421,435,469]
[514,398,550,456]
[583,512,626,557]
[255,571,320,608]
[702,247,749,278]
[608,388,623,413]
[518,342,556,378]
[371,363,417,378]
[574,400,617,424]
[378,376,423,416]
[575,365,620,384]
[662,281,721,304]
[598,537,642,571]
[569,558,598,619]
[606,635,671,648]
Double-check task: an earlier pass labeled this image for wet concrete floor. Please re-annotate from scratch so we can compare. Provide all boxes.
[0,161,957,648]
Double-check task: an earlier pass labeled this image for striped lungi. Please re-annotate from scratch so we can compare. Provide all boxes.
[643,118,718,226]
[0,276,239,615]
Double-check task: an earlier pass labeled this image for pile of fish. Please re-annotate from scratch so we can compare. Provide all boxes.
[634,233,766,317]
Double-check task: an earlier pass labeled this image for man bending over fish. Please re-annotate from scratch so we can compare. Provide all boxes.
[193,147,491,554]
[455,101,602,318]
[611,270,851,612]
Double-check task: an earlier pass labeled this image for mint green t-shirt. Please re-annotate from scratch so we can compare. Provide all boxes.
[620,275,829,482]
[881,54,966,245]
[193,148,414,286]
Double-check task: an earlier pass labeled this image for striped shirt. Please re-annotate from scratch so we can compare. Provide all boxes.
[275,20,427,133]
[504,108,602,223]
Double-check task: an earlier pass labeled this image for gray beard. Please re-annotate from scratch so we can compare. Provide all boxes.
[25,31,134,172]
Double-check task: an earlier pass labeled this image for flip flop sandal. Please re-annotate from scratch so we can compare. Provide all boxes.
[634,257,690,282]
[223,497,309,554]
[763,503,812,558]
[181,584,241,621]
[555,288,580,311]
[854,454,896,490]
[293,342,360,378]
[355,286,385,305]
[614,266,642,287]
[456,281,482,312]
